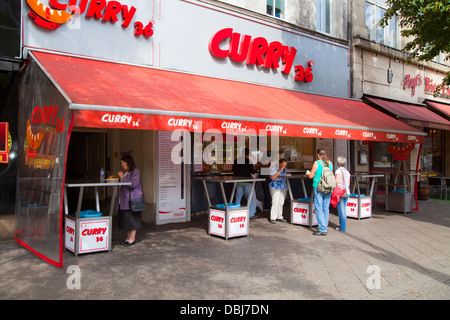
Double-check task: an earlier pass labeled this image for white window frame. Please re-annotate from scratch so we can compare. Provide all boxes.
[266,0,285,19]
[316,0,332,35]
[365,0,399,49]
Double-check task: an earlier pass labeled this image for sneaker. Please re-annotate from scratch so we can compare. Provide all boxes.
[312,231,327,236]
[269,220,276,224]
[276,218,287,223]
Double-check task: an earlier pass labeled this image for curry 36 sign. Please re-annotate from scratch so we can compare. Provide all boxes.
[26,0,155,37]
[209,28,314,83]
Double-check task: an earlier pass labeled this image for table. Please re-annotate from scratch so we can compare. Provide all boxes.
[348,174,383,219]
[63,180,131,256]
[285,175,317,227]
[378,172,420,214]
[195,176,265,240]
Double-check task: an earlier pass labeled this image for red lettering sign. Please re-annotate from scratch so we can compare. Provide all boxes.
[211,215,224,223]
[26,0,152,38]
[66,225,75,235]
[230,216,246,223]
[294,207,308,213]
[81,227,107,236]
[209,28,314,83]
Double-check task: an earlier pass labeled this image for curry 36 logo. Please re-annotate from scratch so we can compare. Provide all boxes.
[26,0,155,38]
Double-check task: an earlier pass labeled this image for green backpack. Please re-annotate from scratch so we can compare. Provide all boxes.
[317,160,336,194]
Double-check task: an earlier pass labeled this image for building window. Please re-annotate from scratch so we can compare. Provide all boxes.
[316,0,331,34]
[266,0,285,19]
[365,0,398,49]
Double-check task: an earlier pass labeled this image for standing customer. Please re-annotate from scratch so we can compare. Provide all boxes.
[334,156,350,231]
[232,148,257,218]
[117,154,143,247]
[268,158,288,224]
[306,148,333,236]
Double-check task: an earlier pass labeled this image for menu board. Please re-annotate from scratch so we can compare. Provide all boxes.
[157,131,187,224]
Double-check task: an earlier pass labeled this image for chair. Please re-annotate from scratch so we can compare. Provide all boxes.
[445,178,450,200]
[428,177,444,199]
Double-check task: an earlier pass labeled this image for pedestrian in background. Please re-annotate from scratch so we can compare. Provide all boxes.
[306,148,332,236]
[334,156,350,231]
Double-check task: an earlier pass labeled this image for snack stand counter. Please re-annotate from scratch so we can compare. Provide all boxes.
[285,175,317,227]
[195,176,265,240]
[379,172,420,214]
[347,174,383,219]
[63,180,131,256]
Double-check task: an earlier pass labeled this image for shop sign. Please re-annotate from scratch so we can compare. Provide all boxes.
[74,109,426,143]
[402,74,422,96]
[0,122,11,164]
[25,105,68,169]
[292,202,317,226]
[425,77,450,98]
[26,0,155,38]
[209,28,314,83]
[79,220,110,253]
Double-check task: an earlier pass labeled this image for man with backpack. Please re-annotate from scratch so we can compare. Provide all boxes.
[306,148,335,236]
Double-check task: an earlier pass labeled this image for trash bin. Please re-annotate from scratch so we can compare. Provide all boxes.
[417,181,430,200]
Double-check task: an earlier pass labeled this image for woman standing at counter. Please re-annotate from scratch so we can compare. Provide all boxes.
[268,158,288,224]
[116,155,143,247]
[306,148,332,236]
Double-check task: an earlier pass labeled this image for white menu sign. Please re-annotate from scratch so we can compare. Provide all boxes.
[157,131,187,224]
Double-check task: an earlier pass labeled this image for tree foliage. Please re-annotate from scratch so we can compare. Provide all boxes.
[380,0,450,91]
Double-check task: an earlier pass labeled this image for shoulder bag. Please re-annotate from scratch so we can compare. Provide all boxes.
[129,174,146,212]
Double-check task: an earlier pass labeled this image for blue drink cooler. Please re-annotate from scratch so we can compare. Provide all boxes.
[79,210,102,218]
[216,203,241,209]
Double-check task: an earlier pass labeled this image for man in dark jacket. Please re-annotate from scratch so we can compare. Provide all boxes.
[232,148,257,218]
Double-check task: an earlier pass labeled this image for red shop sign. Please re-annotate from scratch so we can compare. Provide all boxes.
[26,0,155,37]
[209,28,314,83]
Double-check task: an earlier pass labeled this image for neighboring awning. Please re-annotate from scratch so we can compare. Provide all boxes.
[31,51,426,143]
[363,95,450,132]
[424,100,450,122]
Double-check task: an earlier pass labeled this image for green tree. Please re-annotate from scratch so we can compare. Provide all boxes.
[380,0,450,92]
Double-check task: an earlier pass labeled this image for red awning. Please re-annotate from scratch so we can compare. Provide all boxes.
[424,100,450,122]
[364,95,450,131]
[31,51,426,143]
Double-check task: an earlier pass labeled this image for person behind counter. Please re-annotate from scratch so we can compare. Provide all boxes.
[115,155,143,247]
[268,158,289,224]
[306,148,332,236]
[232,147,257,219]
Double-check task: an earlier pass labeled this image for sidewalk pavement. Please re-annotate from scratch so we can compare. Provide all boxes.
[0,199,449,302]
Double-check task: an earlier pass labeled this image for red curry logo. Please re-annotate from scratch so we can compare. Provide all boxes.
[27,0,73,29]
[26,120,44,157]
[25,105,67,166]
[26,0,155,37]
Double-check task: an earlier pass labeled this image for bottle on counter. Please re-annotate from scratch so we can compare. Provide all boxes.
[100,168,105,182]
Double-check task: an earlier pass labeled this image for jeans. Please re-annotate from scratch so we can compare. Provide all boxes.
[269,187,287,221]
[235,183,256,217]
[336,196,348,231]
[314,188,331,232]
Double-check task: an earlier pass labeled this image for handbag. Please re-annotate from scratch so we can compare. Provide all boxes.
[129,185,146,213]
[130,197,146,212]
